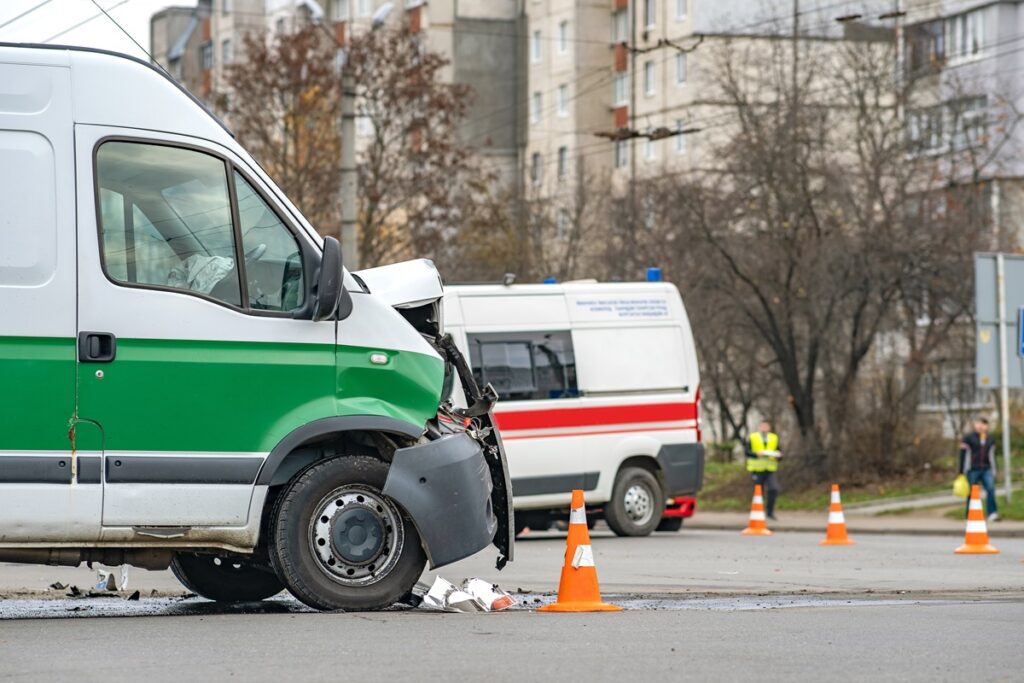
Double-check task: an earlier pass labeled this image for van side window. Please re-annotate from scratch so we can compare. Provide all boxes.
[467,331,578,401]
[96,141,242,306]
[234,172,305,311]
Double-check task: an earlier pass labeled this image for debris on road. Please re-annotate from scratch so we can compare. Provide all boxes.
[419,577,515,612]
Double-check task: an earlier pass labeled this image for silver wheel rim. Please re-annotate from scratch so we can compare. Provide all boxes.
[308,485,405,587]
[623,482,655,525]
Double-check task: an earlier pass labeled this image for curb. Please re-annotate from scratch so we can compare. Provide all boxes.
[686,523,1024,538]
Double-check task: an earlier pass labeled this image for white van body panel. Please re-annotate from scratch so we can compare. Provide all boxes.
[445,282,701,512]
[354,259,444,309]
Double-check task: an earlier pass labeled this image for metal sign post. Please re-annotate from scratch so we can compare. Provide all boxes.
[975,253,1024,503]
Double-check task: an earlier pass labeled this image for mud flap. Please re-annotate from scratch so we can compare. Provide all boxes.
[383,433,498,569]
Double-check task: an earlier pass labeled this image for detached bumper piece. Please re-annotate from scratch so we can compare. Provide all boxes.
[383,433,497,569]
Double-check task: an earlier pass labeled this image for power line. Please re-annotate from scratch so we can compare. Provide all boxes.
[0,0,54,31]
[43,0,132,43]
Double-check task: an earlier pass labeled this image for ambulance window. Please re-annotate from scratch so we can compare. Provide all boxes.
[468,331,578,401]
[96,141,242,306]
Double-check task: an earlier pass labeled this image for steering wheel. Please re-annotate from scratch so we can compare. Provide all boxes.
[245,243,267,264]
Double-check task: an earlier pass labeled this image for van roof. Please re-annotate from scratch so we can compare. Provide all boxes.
[0,41,232,140]
[445,281,680,297]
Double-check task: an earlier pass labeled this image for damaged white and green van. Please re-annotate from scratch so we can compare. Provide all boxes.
[0,43,513,611]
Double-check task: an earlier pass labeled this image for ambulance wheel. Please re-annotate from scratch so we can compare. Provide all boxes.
[605,467,664,537]
[269,455,426,611]
[170,552,284,602]
[656,517,684,532]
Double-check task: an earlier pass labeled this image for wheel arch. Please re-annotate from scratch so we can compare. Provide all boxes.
[255,415,425,487]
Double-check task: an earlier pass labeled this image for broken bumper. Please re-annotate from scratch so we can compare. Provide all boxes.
[383,430,512,569]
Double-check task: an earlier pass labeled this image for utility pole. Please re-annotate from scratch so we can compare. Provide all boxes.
[339,69,359,271]
[628,0,638,263]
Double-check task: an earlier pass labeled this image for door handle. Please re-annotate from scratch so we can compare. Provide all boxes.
[77,331,116,363]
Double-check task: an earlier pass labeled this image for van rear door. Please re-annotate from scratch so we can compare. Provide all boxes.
[0,57,101,541]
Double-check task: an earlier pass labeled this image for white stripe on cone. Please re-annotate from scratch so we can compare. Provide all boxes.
[965,521,988,533]
[828,511,845,525]
[831,491,841,504]
[749,511,766,521]
[969,498,982,510]
[753,496,764,504]
[569,507,587,525]
[571,544,595,568]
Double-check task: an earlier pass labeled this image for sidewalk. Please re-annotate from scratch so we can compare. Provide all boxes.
[687,509,1024,537]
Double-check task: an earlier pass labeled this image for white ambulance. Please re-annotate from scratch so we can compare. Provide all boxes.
[442,281,704,536]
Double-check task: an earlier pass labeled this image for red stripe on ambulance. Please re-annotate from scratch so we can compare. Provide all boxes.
[494,402,697,432]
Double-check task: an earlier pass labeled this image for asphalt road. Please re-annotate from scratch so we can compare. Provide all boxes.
[1,529,1021,681]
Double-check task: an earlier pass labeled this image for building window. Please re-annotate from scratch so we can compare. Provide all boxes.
[531,91,542,124]
[221,39,233,66]
[675,52,687,85]
[557,146,568,180]
[357,0,371,17]
[946,10,984,61]
[556,209,570,241]
[675,0,687,20]
[276,17,286,34]
[614,139,629,169]
[334,0,350,20]
[530,152,542,186]
[675,119,687,154]
[557,84,569,117]
[531,30,541,63]
[222,0,232,15]
[643,61,655,96]
[644,136,655,161]
[905,106,944,153]
[905,19,944,75]
[951,96,987,150]
[644,0,655,30]
[613,9,628,43]
[199,41,213,70]
[558,20,569,54]
[613,72,628,106]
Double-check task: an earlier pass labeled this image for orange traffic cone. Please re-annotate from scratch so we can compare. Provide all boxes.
[820,484,854,546]
[537,490,621,612]
[741,484,773,536]
[955,485,999,554]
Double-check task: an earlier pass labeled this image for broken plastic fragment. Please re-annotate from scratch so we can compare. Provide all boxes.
[462,578,514,611]
[419,576,515,612]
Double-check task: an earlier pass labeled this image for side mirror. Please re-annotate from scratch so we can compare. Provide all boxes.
[313,236,345,321]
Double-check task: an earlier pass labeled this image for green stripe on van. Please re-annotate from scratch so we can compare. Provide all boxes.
[1,336,443,453]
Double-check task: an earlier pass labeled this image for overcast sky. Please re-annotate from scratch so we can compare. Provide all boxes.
[0,0,178,58]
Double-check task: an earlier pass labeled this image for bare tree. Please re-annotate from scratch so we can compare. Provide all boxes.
[221,27,341,234]
[346,26,479,268]
[644,35,1017,483]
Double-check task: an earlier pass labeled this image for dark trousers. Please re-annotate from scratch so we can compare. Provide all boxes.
[751,471,779,517]
[965,469,998,516]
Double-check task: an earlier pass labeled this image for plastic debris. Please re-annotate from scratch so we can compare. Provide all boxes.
[48,581,66,591]
[418,576,515,612]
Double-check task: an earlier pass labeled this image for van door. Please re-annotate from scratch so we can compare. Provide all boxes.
[0,60,102,541]
[74,127,335,530]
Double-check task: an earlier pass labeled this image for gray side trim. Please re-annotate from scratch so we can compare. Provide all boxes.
[78,456,101,484]
[0,456,72,484]
[657,443,705,496]
[511,472,600,497]
[256,415,426,485]
[105,456,264,484]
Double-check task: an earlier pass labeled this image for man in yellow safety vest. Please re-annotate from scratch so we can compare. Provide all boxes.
[745,420,781,520]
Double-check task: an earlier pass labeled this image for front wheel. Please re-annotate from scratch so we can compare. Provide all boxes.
[170,552,284,602]
[604,466,664,537]
[269,455,426,611]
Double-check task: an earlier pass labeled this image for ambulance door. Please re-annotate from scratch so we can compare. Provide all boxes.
[0,59,102,541]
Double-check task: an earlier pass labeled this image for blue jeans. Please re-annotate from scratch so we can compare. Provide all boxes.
[965,469,998,516]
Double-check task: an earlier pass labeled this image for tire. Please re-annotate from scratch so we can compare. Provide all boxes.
[269,455,426,611]
[604,466,665,537]
[170,552,284,602]
[656,517,683,532]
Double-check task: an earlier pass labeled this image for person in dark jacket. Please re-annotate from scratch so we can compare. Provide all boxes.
[959,417,999,521]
